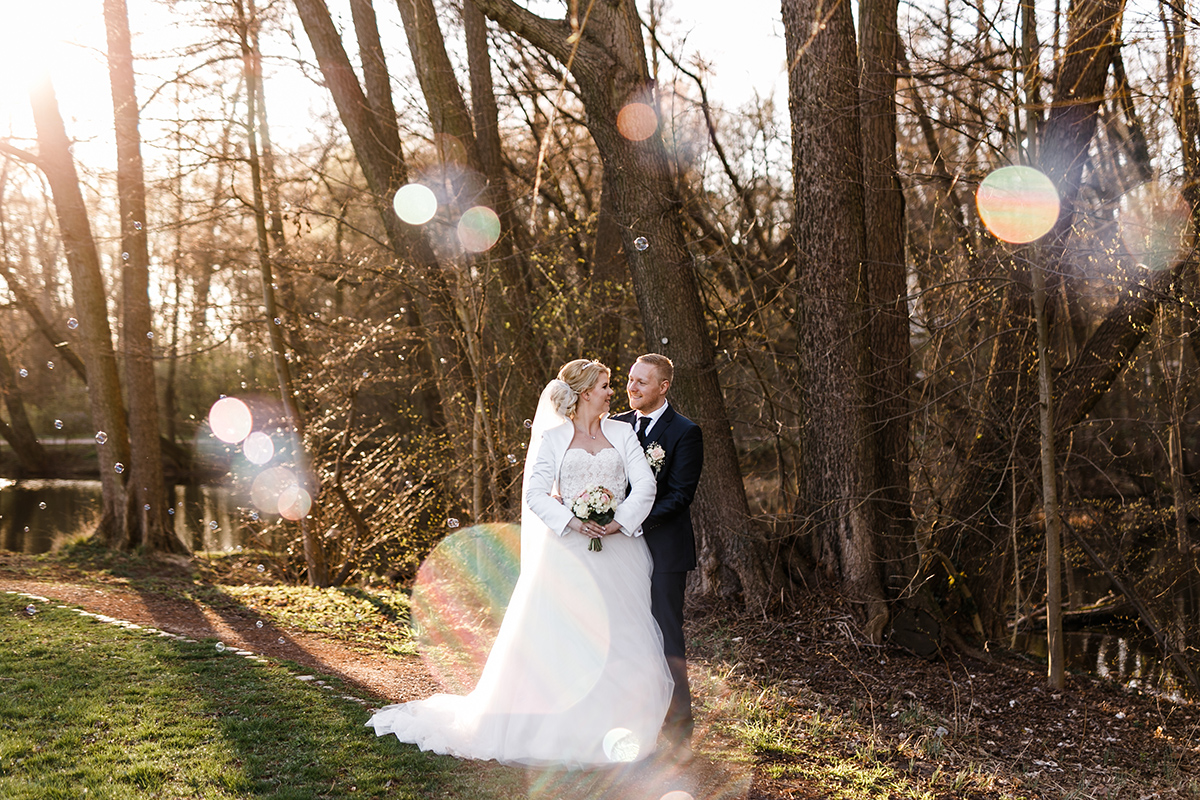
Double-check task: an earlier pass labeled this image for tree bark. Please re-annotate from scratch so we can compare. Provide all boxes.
[471,0,771,608]
[30,74,131,545]
[104,0,186,554]
[859,0,914,580]
[783,0,888,636]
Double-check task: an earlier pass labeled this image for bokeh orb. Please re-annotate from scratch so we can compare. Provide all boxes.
[617,102,658,141]
[976,166,1060,243]
[242,431,275,465]
[278,485,312,521]
[393,183,438,225]
[251,466,299,515]
[456,206,501,253]
[209,397,253,444]
[1118,184,1194,271]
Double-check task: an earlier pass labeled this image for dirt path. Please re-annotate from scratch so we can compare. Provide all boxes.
[2,575,755,800]
[0,576,439,704]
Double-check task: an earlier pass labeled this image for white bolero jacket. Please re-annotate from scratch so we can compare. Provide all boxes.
[524,417,657,538]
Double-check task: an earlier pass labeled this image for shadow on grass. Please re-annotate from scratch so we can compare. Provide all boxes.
[0,593,509,799]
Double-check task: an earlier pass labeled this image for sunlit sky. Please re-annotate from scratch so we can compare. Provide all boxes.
[0,0,786,165]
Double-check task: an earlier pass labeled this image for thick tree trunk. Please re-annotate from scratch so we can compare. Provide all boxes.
[30,75,130,545]
[783,0,888,637]
[471,0,771,608]
[859,0,914,581]
[104,0,186,554]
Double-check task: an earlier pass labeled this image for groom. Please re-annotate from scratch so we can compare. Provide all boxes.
[614,353,703,755]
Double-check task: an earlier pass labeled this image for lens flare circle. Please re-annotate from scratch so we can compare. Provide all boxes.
[411,523,610,711]
[1118,184,1194,271]
[209,397,253,444]
[976,166,1060,244]
[602,727,641,762]
[617,102,658,141]
[250,466,298,515]
[456,206,501,253]
[393,183,438,225]
[278,485,312,521]
[242,431,275,465]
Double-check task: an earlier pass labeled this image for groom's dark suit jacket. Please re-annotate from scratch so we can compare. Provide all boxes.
[613,406,702,573]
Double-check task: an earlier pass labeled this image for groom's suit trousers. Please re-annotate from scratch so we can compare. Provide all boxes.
[651,570,693,742]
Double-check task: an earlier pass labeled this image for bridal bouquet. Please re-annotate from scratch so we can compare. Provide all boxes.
[571,485,618,552]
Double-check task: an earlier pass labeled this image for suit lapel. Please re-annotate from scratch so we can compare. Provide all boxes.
[645,405,676,445]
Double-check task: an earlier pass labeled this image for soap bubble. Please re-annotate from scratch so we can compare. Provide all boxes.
[38,502,46,510]
[257,564,266,573]
[278,637,285,644]
[121,252,130,261]
[133,221,143,231]
[242,431,275,465]
[167,508,175,516]
[143,504,150,511]
[114,463,125,474]
[146,331,153,339]
[976,166,1060,243]
[46,361,53,370]
[393,183,438,225]
[67,318,79,330]
[634,236,649,251]
[661,337,669,344]
[209,397,253,444]
[215,642,226,652]
[447,518,460,528]
[523,419,533,429]
[209,520,219,530]
[18,368,27,378]
[457,206,502,253]
[256,620,264,629]
[506,454,518,464]
[617,102,658,141]
[54,420,63,430]
[24,604,36,616]
[273,317,282,325]
[95,431,108,445]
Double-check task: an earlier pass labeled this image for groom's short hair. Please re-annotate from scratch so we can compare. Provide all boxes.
[636,353,673,385]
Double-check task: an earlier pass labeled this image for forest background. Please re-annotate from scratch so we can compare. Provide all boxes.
[0,0,1197,694]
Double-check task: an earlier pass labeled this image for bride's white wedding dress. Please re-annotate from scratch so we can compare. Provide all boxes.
[367,443,672,768]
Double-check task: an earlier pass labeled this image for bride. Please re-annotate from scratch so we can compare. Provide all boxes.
[367,359,673,767]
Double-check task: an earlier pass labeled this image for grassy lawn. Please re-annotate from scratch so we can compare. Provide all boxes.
[0,592,525,800]
[2,546,1196,800]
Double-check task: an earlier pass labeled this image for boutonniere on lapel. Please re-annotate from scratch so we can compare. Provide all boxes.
[644,443,666,474]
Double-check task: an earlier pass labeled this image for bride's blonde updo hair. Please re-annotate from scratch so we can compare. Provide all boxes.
[550,359,609,419]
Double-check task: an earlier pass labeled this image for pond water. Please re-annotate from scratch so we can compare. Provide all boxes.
[1,478,1192,699]
[0,478,242,553]
[1010,629,1190,701]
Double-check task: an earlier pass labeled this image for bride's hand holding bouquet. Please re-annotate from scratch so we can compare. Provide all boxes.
[571,486,618,552]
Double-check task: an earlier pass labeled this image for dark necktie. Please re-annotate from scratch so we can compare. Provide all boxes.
[636,416,651,446]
